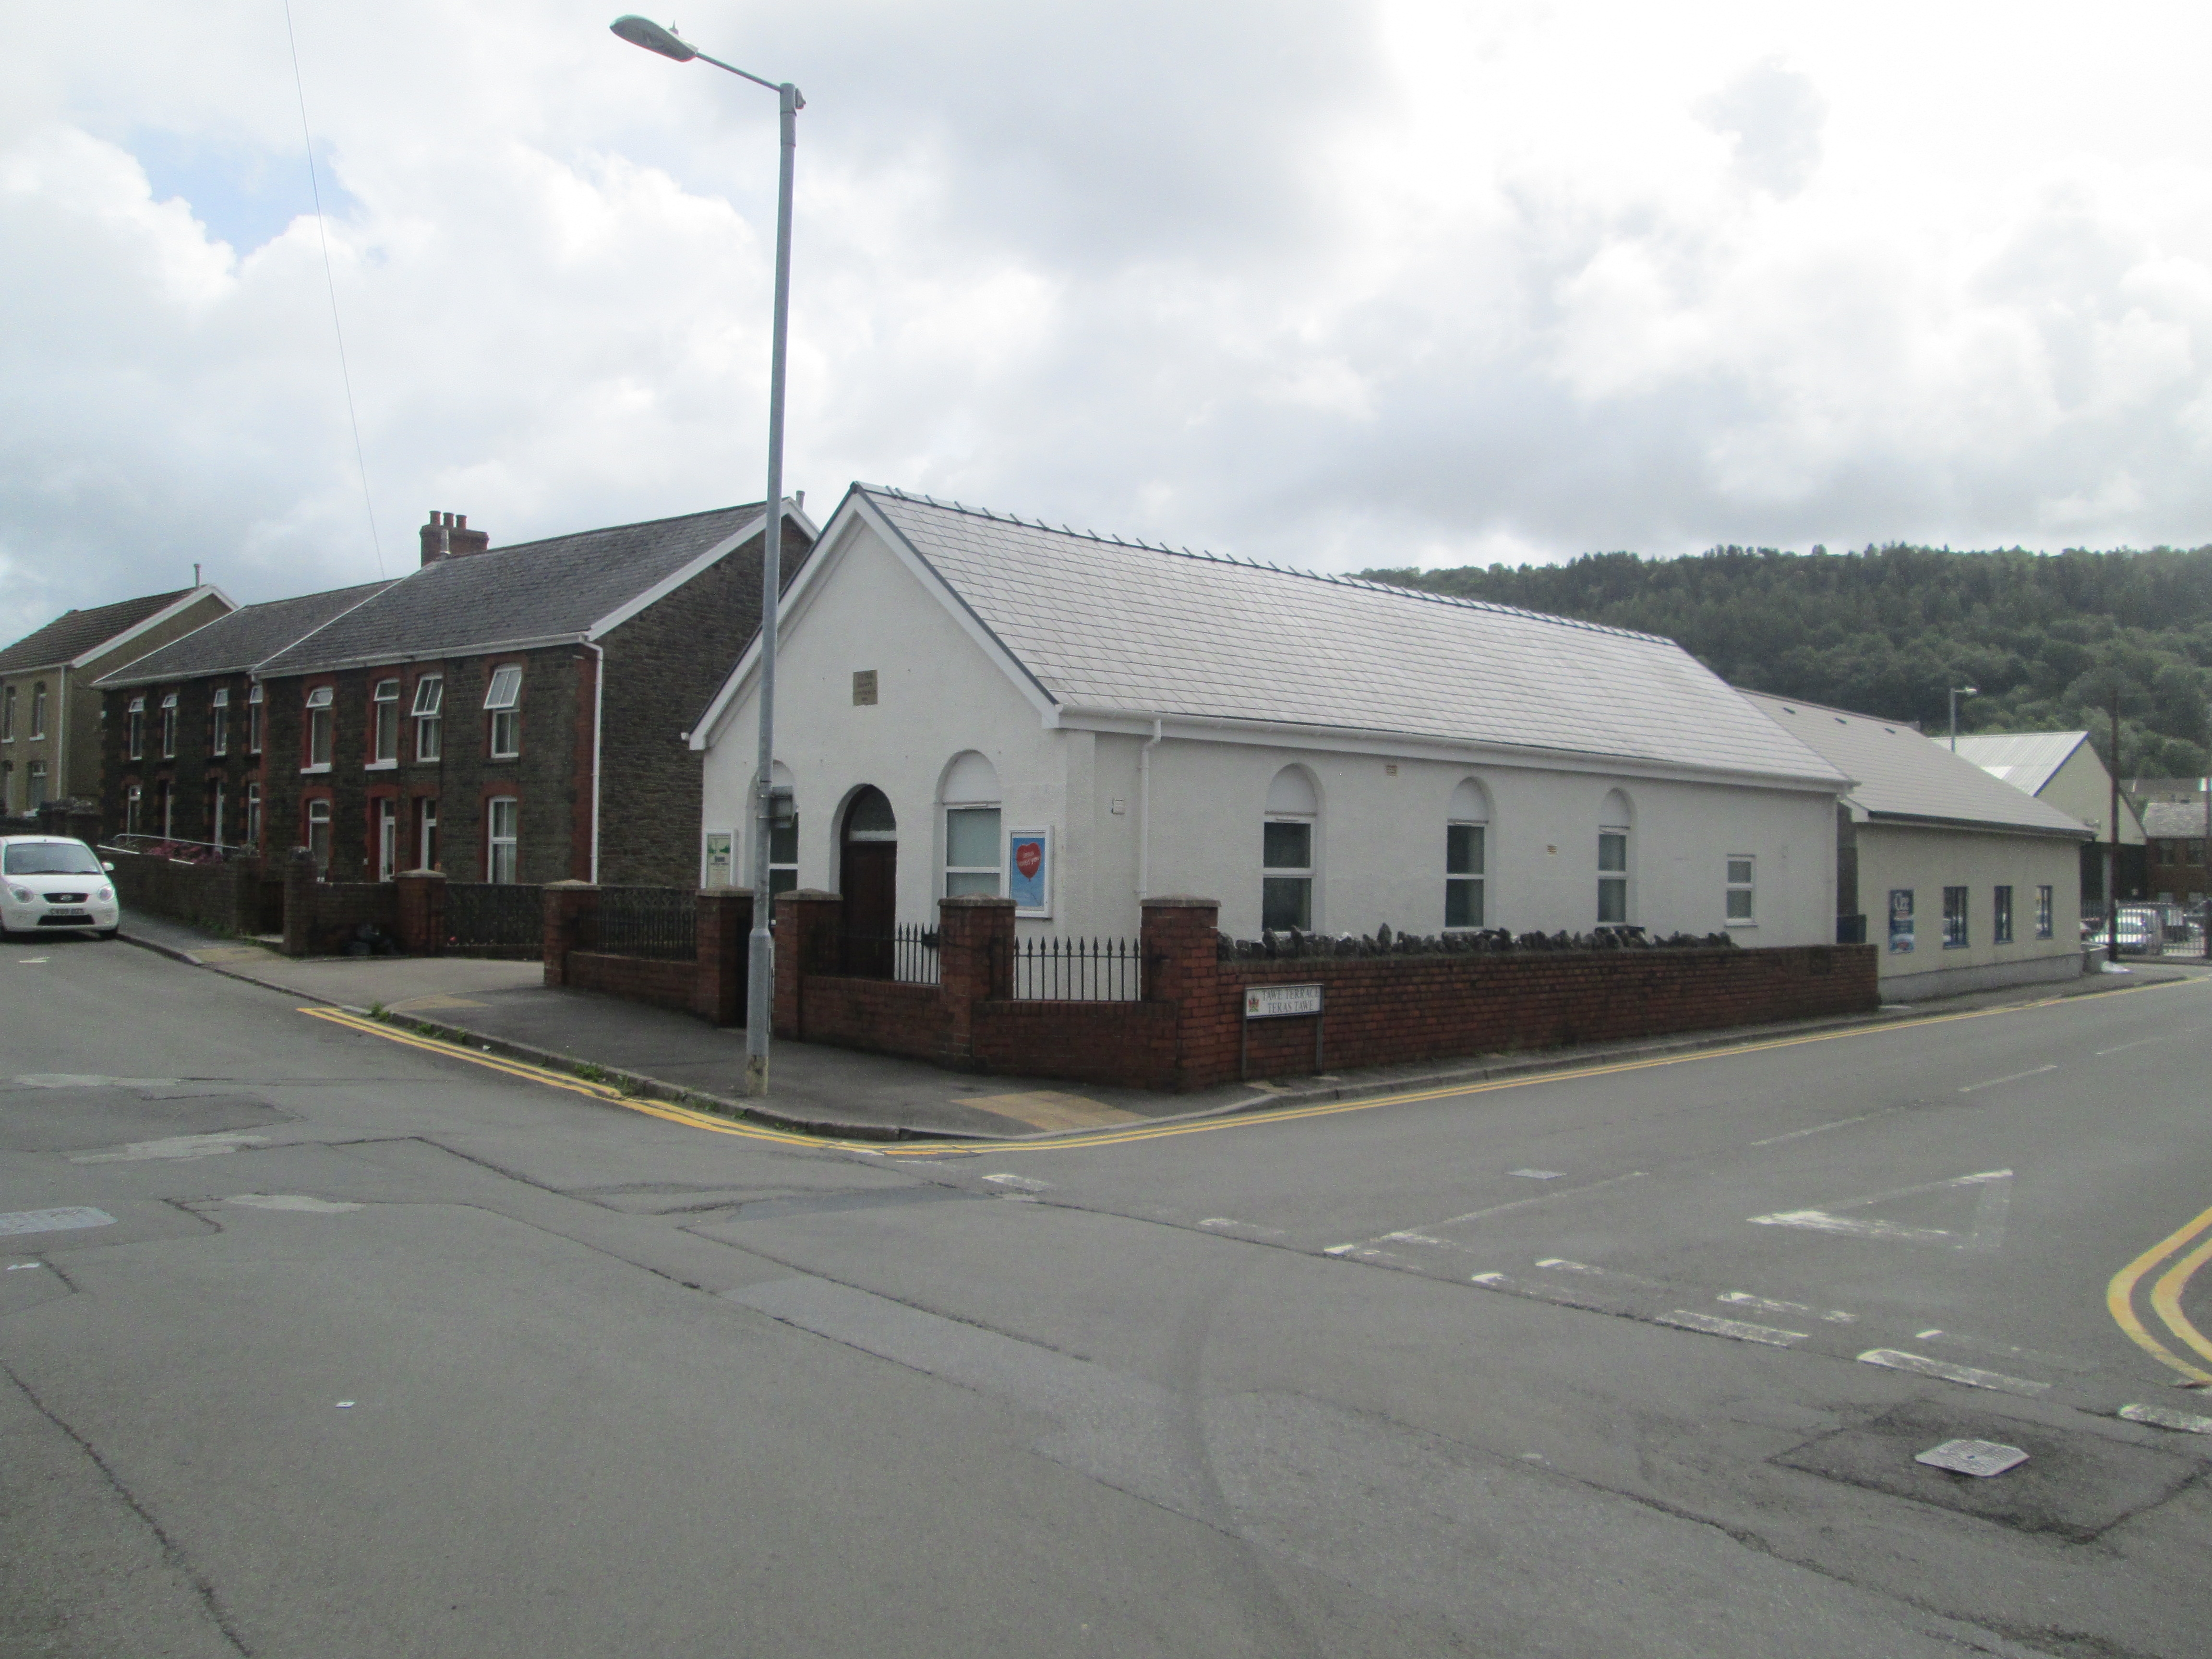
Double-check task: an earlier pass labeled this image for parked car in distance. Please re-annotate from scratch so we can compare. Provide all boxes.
[0,837,120,940]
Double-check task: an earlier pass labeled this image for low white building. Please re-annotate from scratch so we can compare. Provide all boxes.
[1950,730,2140,905]
[690,487,1851,948]
[1743,694,2091,998]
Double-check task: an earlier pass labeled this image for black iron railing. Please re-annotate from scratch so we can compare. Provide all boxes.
[841,924,939,983]
[1004,935,1143,1001]
[580,886,697,962]
[446,882,544,954]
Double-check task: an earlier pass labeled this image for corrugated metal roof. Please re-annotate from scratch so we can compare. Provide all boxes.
[0,588,197,674]
[258,504,767,674]
[2140,800,2210,838]
[1741,692,2089,835]
[96,582,397,686]
[1946,731,2089,797]
[860,488,1847,785]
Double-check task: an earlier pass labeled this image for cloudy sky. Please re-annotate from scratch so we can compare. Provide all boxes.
[5,1,2211,642]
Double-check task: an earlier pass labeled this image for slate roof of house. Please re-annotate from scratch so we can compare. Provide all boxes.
[848,488,1848,786]
[257,504,769,675]
[1741,692,2089,836]
[96,582,397,687]
[1946,731,2090,797]
[0,588,197,674]
[2140,801,2210,838]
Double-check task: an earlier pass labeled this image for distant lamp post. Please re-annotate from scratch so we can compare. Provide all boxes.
[1948,685,1978,751]
[612,13,802,1098]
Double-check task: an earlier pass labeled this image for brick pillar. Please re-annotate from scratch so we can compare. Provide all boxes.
[772,890,843,1038]
[937,895,1016,1066]
[395,869,447,956]
[542,880,599,987]
[692,887,754,1026]
[280,848,318,958]
[1142,896,1224,1090]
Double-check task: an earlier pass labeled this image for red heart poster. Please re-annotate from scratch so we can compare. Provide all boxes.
[1015,841,1043,878]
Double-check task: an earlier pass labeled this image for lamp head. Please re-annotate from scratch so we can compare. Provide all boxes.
[611,15,697,61]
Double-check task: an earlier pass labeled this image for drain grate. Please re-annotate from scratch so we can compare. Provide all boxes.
[1914,1438,2028,1477]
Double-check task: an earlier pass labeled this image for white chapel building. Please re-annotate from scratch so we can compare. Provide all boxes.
[689,487,1853,947]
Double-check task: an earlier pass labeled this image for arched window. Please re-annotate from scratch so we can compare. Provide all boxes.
[941,751,1002,897]
[1598,790,1632,925]
[1446,778,1490,929]
[1263,765,1318,931]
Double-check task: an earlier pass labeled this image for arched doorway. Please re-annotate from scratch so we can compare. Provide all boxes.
[840,786,898,976]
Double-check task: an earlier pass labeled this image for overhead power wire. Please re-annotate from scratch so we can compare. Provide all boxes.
[285,0,385,578]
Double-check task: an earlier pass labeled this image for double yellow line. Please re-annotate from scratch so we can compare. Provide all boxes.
[2108,1203,2212,1385]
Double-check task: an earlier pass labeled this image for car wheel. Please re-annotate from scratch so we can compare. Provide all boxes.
[96,927,119,941]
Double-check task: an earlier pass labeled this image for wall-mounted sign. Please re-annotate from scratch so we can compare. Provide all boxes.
[1246,983,1322,1019]
[1887,888,1915,953]
[1008,828,1052,917]
[705,832,733,888]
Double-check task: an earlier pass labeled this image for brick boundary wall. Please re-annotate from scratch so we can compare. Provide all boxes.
[102,846,274,937]
[541,884,753,1024]
[279,849,400,956]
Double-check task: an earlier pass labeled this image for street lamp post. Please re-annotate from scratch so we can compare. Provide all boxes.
[1948,684,1977,752]
[612,15,800,1097]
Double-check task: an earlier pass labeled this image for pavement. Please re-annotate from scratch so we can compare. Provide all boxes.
[118,904,2207,1143]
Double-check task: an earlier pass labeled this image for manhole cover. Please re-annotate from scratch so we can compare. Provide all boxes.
[1774,1400,2195,1541]
[1915,1438,2027,1477]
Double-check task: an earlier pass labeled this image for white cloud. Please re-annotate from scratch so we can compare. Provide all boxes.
[5,0,2212,647]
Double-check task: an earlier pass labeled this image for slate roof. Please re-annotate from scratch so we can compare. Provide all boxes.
[96,582,397,688]
[2140,801,2210,839]
[850,488,1848,786]
[1741,692,2089,836]
[257,504,769,675]
[1946,732,2090,797]
[0,588,197,674]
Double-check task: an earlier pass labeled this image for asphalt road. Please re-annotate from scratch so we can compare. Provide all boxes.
[4,934,2209,1658]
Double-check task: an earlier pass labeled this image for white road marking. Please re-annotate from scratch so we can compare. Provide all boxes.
[1958,1064,2057,1094]
[6,1262,43,1271]
[1470,1271,1610,1309]
[1911,1327,2096,1374]
[1509,1169,1563,1180]
[224,1195,363,1213]
[1656,1310,1808,1347]
[2093,1036,2168,1056]
[15,958,48,964]
[1198,1218,1286,1236]
[1749,1110,1888,1147]
[982,1173,1050,1192]
[12,1075,177,1089]
[0,1207,115,1236]
[1749,1169,2013,1250]
[1718,1290,1856,1324]
[1856,1347,2050,1396]
[1534,1257,1603,1274]
[1360,1169,1648,1249]
[71,1132,270,1164]
[2119,1403,2212,1434]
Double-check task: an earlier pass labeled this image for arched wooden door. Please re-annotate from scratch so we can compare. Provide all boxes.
[840,786,898,977]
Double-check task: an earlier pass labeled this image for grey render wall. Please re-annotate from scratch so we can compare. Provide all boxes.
[595,519,814,887]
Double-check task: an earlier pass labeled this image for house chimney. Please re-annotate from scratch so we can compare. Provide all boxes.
[419,509,491,566]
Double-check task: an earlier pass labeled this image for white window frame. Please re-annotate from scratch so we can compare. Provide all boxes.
[29,682,46,740]
[369,678,400,767]
[412,674,444,762]
[417,795,439,871]
[211,686,229,757]
[768,793,798,896]
[210,779,226,849]
[1942,884,1969,949]
[375,795,399,881]
[1598,830,1630,924]
[304,685,334,771]
[247,683,264,754]
[1262,817,1315,931]
[2035,884,2053,939]
[1725,854,1755,926]
[125,782,142,835]
[26,759,47,811]
[944,805,1002,898]
[1993,883,2014,944]
[484,665,522,760]
[487,795,518,884]
[245,781,262,850]
[1445,821,1485,930]
[127,695,145,761]
[305,798,331,874]
[159,691,179,759]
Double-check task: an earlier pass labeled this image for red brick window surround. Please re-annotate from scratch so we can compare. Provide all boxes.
[484,663,522,760]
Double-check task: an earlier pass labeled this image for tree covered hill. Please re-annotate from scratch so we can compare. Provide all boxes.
[1358,543,2212,779]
